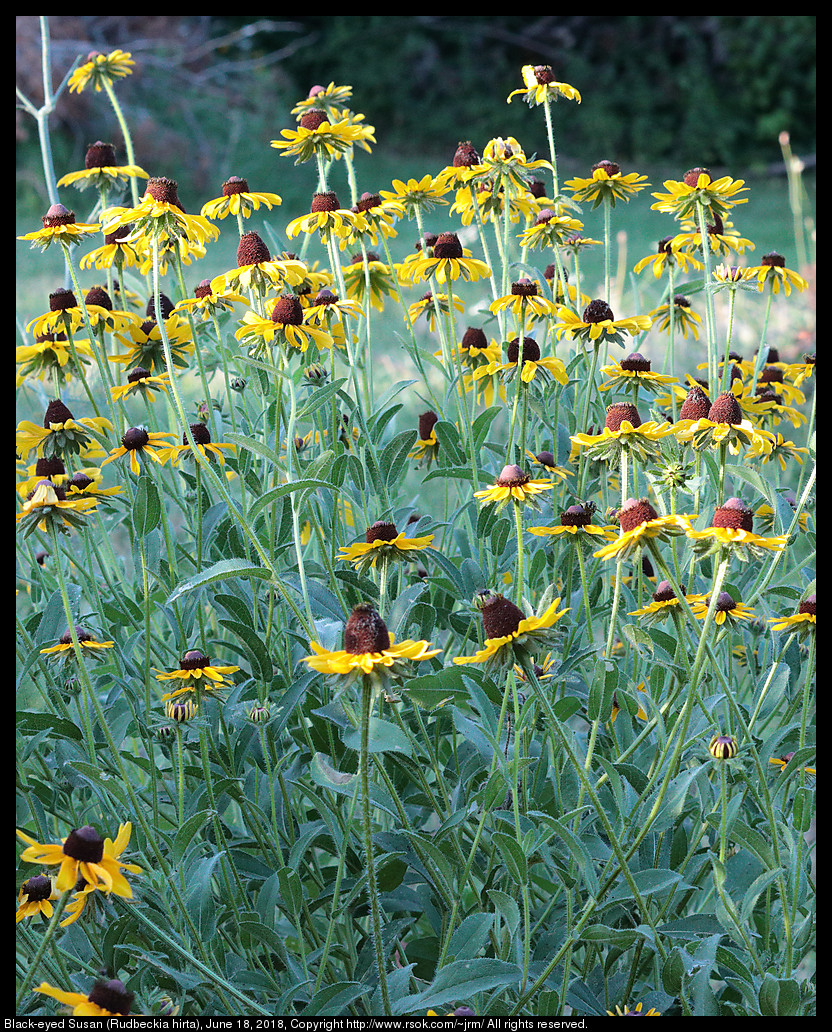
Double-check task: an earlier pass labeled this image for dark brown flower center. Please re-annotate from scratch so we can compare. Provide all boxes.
[432,232,464,259]
[68,472,94,492]
[85,286,112,310]
[460,327,487,351]
[560,504,592,528]
[146,293,174,320]
[534,208,557,225]
[419,411,439,440]
[35,456,66,478]
[222,176,249,196]
[310,191,340,212]
[313,288,339,306]
[684,167,710,187]
[591,159,620,176]
[49,288,77,312]
[532,65,556,85]
[679,385,711,421]
[344,604,391,654]
[605,403,641,432]
[194,280,213,300]
[712,497,754,531]
[496,464,530,487]
[237,231,271,267]
[299,109,329,131]
[653,580,683,602]
[759,366,784,384]
[799,594,816,616]
[583,299,614,323]
[365,521,398,544]
[510,278,539,297]
[62,825,104,864]
[180,649,210,670]
[88,980,134,1016]
[355,192,382,213]
[42,204,76,228]
[620,352,651,372]
[618,498,658,533]
[21,874,53,902]
[452,141,481,168]
[186,423,211,446]
[122,427,149,451]
[507,337,540,364]
[762,251,786,268]
[145,176,183,208]
[44,399,74,427]
[707,392,743,425]
[481,594,525,639]
[714,591,738,613]
[84,141,117,169]
[271,294,304,326]
[59,628,94,645]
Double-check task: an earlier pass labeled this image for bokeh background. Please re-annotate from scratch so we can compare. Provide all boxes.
[17,15,816,387]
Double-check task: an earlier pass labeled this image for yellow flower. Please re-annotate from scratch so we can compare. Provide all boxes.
[674,390,776,457]
[102,177,219,249]
[401,232,491,285]
[650,167,748,220]
[474,464,554,511]
[17,822,141,897]
[16,875,59,923]
[454,591,569,672]
[691,592,755,626]
[628,580,701,626]
[554,300,652,346]
[648,296,702,339]
[379,174,450,217]
[303,604,440,690]
[16,401,113,461]
[157,423,236,467]
[16,478,98,538]
[155,649,240,701]
[338,521,435,573]
[35,979,135,1017]
[564,161,650,208]
[746,252,810,295]
[599,354,678,395]
[768,595,815,639]
[18,204,100,251]
[633,237,704,278]
[507,64,581,106]
[235,295,334,357]
[271,110,375,163]
[40,628,115,660]
[286,190,366,243]
[530,502,616,541]
[110,367,171,403]
[593,498,693,563]
[517,209,585,250]
[101,426,175,478]
[201,176,282,220]
[68,48,135,93]
[607,1002,661,1016]
[489,279,560,323]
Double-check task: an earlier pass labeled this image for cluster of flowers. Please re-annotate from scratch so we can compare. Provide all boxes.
[16,50,814,1018]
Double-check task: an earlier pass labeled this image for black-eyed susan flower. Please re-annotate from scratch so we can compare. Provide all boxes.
[303,287,364,334]
[155,649,240,701]
[17,822,141,897]
[101,426,175,478]
[291,82,355,119]
[173,279,250,322]
[235,293,333,358]
[453,589,569,673]
[25,287,88,339]
[674,389,775,457]
[554,299,652,348]
[213,232,308,298]
[56,140,148,193]
[709,734,739,760]
[529,502,617,542]
[482,335,568,387]
[158,423,236,467]
[692,591,755,627]
[165,697,198,723]
[110,366,171,403]
[79,224,144,273]
[342,252,398,312]
[101,176,219,250]
[474,464,554,512]
[16,478,98,538]
[16,401,112,462]
[746,251,809,296]
[271,107,374,164]
[79,284,139,335]
[412,290,466,331]
[450,180,538,228]
[633,236,704,278]
[286,190,365,244]
[303,603,440,692]
[516,208,584,250]
[489,279,560,324]
[18,203,100,251]
[40,627,115,663]
[651,167,748,221]
[686,497,789,560]
[768,751,816,779]
[628,580,700,626]
[599,352,678,396]
[769,595,816,640]
[506,64,581,106]
[379,174,450,218]
[340,190,406,250]
[464,136,554,199]
[525,451,571,482]
[68,48,135,93]
[593,497,693,563]
[670,213,755,258]
[201,175,282,221]
[648,295,703,340]
[338,521,435,574]
[401,231,491,285]
[564,160,650,208]
[110,314,194,373]
[16,331,94,386]
[409,411,441,468]
[570,403,675,465]
[16,875,59,923]
[35,978,135,1017]
[607,1002,661,1016]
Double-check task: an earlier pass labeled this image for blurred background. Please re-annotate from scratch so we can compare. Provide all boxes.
[17,15,816,383]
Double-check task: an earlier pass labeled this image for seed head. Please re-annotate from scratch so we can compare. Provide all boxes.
[49,287,77,312]
[712,497,754,532]
[583,299,614,323]
[560,504,593,528]
[180,649,210,670]
[496,464,530,487]
[480,593,525,640]
[432,232,464,259]
[460,327,487,351]
[237,231,271,267]
[62,825,104,863]
[510,278,539,296]
[452,141,481,168]
[344,604,391,654]
[707,392,743,426]
[506,336,540,363]
[618,497,658,533]
[42,204,76,228]
[419,411,439,440]
[222,176,249,196]
[620,352,651,372]
[271,294,304,326]
[84,141,117,169]
[44,399,74,427]
[799,594,816,616]
[310,191,340,212]
[605,402,641,432]
[684,167,710,187]
[591,159,620,176]
[679,385,711,421]
[145,177,183,209]
[365,520,398,544]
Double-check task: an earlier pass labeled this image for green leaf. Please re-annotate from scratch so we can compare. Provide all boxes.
[172,809,216,865]
[132,474,161,536]
[393,958,522,1014]
[166,558,273,604]
[381,429,418,489]
[341,717,413,756]
[16,711,82,741]
[246,478,338,523]
[492,830,528,884]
